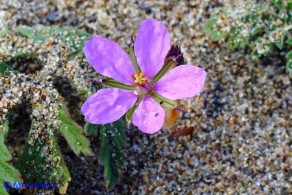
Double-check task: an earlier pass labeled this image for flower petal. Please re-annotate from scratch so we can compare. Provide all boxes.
[84,35,135,85]
[153,65,207,100]
[134,18,170,78]
[133,96,165,134]
[81,88,137,124]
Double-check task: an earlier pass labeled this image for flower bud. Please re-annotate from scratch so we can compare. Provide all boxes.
[164,45,184,65]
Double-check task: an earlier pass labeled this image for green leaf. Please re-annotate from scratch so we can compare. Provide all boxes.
[251,49,261,59]
[0,62,12,74]
[286,50,292,59]
[50,134,71,194]
[17,27,35,39]
[286,59,292,72]
[84,122,99,136]
[0,120,11,161]
[204,17,229,41]
[271,0,283,10]
[0,161,22,195]
[13,52,38,59]
[204,17,217,35]
[0,53,36,75]
[15,139,71,195]
[226,28,244,48]
[0,120,22,195]
[17,25,91,56]
[14,121,70,187]
[79,87,91,96]
[286,38,292,46]
[275,31,287,49]
[58,104,93,156]
[98,120,127,188]
[0,28,8,37]
[288,2,292,10]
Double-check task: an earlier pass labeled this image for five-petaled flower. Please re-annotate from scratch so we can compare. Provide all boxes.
[81,18,207,134]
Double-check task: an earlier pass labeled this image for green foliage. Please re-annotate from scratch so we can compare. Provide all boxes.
[14,130,70,185]
[286,38,292,45]
[286,50,292,59]
[0,120,11,162]
[0,161,22,195]
[84,122,99,136]
[0,28,8,37]
[0,62,12,74]
[4,103,93,193]
[0,25,93,193]
[99,120,127,188]
[86,120,127,188]
[204,17,228,41]
[17,25,91,56]
[204,0,292,72]
[0,53,37,75]
[0,120,22,195]
[286,50,292,71]
[58,104,93,156]
[12,52,39,61]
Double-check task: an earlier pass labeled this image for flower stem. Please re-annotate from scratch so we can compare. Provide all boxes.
[150,59,177,84]
[149,91,177,109]
[126,95,143,122]
[102,78,136,91]
[128,45,141,73]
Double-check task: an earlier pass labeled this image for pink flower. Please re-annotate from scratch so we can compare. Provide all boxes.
[81,18,207,134]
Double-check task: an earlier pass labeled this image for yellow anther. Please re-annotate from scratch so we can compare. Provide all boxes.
[131,71,147,86]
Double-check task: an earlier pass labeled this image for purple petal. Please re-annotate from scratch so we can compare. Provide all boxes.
[133,96,165,134]
[81,88,137,124]
[134,18,170,78]
[84,35,135,85]
[153,65,207,100]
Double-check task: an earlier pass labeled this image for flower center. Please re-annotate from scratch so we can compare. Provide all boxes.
[131,72,147,86]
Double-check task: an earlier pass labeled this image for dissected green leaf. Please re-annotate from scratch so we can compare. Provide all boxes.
[0,62,12,74]
[286,50,292,59]
[84,122,99,136]
[288,2,292,10]
[14,128,70,187]
[286,38,292,46]
[0,120,22,195]
[251,49,261,59]
[98,120,127,188]
[286,59,292,72]
[79,87,91,96]
[204,1,291,71]
[12,52,38,60]
[271,0,283,10]
[275,31,287,49]
[59,104,93,156]
[0,28,8,37]
[0,120,11,161]
[17,25,91,56]
[50,134,71,194]
[0,161,22,195]
[227,28,246,48]
[17,27,34,39]
[1,53,36,75]
[204,17,229,41]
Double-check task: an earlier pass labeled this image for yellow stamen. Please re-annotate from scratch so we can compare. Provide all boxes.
[131,71,147,86]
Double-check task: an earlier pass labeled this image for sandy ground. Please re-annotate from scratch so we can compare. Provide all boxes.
[0,0,291,194]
